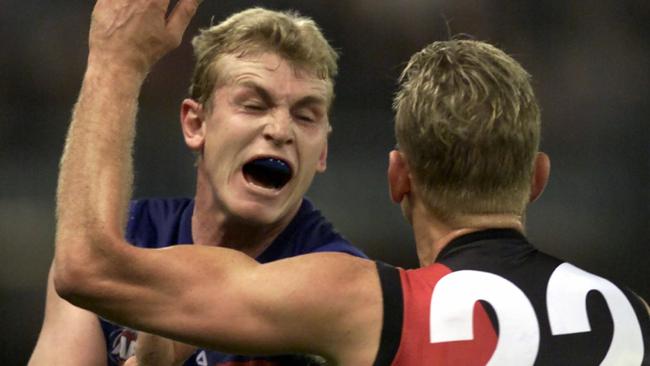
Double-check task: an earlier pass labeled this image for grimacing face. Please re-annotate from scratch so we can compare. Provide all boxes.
[182,52,331,225]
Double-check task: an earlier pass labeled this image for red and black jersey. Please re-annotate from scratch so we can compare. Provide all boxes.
[374,229,650,365]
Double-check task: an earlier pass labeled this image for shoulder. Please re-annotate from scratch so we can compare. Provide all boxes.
[251,253,383,363]
[263,252,377,283]
[257,253,380,313]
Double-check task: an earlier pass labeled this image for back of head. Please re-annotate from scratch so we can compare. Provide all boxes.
[189,7,339,105]
[393,40,541,220]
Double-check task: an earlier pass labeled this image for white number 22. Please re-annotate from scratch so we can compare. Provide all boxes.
[429,263,644,365]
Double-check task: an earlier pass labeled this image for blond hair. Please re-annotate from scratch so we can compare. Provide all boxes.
[394,40,541,219]
[189,7,339,106]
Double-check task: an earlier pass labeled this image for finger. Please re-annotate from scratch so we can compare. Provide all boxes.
[166,0,201,44]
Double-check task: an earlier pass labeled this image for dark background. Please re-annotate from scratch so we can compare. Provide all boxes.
[1,1,648,364]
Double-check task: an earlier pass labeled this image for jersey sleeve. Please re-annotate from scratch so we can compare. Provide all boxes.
[373,261,403,366]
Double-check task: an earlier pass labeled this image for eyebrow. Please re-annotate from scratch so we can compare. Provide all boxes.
[293,95,328,111]
[235,80,329,110]
[233,80,273,106]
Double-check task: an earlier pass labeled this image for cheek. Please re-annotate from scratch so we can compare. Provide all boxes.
[300,141,322,164]
[202,132,236,174]
[299,127,328,156]
[298,142,327,179]
[204,122,242,156]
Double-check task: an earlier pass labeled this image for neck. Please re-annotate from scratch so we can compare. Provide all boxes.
[190,165,296,258]
[410,200,524,267]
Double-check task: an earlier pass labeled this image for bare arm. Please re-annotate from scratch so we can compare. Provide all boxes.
[52,0,200,362]
[28,262,106,366]
[54,0,199,267]
[53,0,381,363]
[63,242,382,362]
[54,0,200,299]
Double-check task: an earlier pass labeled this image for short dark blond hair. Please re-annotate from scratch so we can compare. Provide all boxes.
[189,7,339,106]
[394,40,541,219]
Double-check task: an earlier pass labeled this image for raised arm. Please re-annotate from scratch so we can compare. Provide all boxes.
[54,0,199,295]
[30,2,188,360]
[52,0,200,360]
[53,0,382,364]
[54,0,199,253]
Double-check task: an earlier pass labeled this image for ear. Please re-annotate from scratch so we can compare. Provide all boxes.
[388,150,412,203]
[180,98,206,151]
[529,152,550,203]
[316,139,328,173]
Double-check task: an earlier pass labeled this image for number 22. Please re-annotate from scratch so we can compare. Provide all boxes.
[429,263,644,365]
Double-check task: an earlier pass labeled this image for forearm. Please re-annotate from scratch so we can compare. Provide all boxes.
[58,61,143,227]
[53,0,200,306]
[54,60,144,300]
[58,61,143,226]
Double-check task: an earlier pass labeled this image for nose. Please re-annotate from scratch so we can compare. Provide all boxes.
[263,110,294,146]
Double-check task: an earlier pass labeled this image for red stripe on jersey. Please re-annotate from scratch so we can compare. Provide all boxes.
[391,264,497,365]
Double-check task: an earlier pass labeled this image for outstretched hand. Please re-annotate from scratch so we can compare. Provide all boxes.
[89,0,201,74]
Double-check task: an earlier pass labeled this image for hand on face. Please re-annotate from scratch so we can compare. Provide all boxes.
[89,0,201,74]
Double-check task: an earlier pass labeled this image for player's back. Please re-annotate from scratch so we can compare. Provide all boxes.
[374,229,650,365]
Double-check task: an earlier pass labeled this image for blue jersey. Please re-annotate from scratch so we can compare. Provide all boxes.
[101,197,366,366]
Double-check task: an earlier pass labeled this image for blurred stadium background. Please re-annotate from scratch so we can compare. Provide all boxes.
[1,1,648,364]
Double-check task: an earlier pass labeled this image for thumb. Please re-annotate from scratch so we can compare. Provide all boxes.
[166,0,201,45]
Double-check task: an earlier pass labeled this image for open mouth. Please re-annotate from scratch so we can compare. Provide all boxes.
[243,157,293,190]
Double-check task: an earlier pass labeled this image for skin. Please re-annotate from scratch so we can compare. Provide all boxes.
[182,52,330,256]
[45,2,548,363]
[42,1,650,365]
[29,1,332,365]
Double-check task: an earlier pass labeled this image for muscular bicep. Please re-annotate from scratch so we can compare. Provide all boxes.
[29,262,106,366]
[224,253,384,361]
[90,245,382,363]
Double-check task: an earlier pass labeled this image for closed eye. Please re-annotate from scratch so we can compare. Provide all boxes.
[295,114,315,123]
[292,97,326,125]
[292,107,321,124]
[243,103,266,111]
